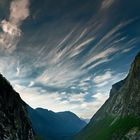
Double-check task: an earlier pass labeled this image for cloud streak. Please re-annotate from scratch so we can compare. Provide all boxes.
[101,0,114,9]
[0,0,140,119]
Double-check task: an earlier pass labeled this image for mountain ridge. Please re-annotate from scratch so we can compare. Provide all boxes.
[0,74,35,140]
[28,106,86,140]
[75,51,140,140]
[0,72,86,140]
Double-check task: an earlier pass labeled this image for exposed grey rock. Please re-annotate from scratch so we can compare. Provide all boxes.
[0,74,35,140]
[75,52,140,140]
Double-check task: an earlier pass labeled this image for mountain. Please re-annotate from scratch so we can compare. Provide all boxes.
[27,107,87,140]
[75,52,140,140]
[0,72,86,140]
[0,74,35,140]
[80,118,90,123]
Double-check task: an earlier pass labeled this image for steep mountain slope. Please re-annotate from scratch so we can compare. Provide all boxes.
[28,107,86,140]
[75,52,140,140]
[0,74,35,140]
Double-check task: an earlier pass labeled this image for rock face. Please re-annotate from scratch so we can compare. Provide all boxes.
[28,107,86,140]
[0,74,35,140]
[75,52,140,140]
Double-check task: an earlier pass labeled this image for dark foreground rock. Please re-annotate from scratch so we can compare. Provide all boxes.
[0,74,35,140]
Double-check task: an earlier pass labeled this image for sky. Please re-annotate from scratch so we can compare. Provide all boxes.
[0,0,140,119]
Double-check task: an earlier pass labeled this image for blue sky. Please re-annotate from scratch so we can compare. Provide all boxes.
[0,0,140,118]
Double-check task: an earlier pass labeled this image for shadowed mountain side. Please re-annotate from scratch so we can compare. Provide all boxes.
[0,74,35,140]
[27,107,86,140]
[75,52,140,140]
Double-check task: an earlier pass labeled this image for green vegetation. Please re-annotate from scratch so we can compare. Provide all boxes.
[76,115,140,140]
[35,135,44,140]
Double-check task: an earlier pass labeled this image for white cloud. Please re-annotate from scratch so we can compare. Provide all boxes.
[78,92,109,118]
[82,47,118,68]
[15,85,83,115]
[70,86,76,90]
[84,20,135,62]
[69,37,95,58]
[92,92,109,101]
[28,81,35,87]
[95,81,109,87]
[10,70,127,119]
[122,48,132,53]
[0,0,30,52]
[93,71,112,84]
[1,20,21,36]
[12,83,93,118]
[16,66,20,76]
[10,0,29,26]
[36,62,85,87]
[69,93,85,102]
[101,0,114,10]
[0,56,19,79]
[0,0,138,120]
[87,58,111,71]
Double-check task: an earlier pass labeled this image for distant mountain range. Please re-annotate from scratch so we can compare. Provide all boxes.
[75,52,140,140]
[27,107,86,140]
[0,72,86,140]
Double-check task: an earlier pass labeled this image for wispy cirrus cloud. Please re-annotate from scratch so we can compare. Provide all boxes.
[93,70,127,88]
[81,47,118,69]
[0,0,140,119]
[101,0,115,10]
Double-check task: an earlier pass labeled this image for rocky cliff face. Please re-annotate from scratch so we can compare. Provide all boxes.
[75,52,140,140]
[0,74,35,140]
